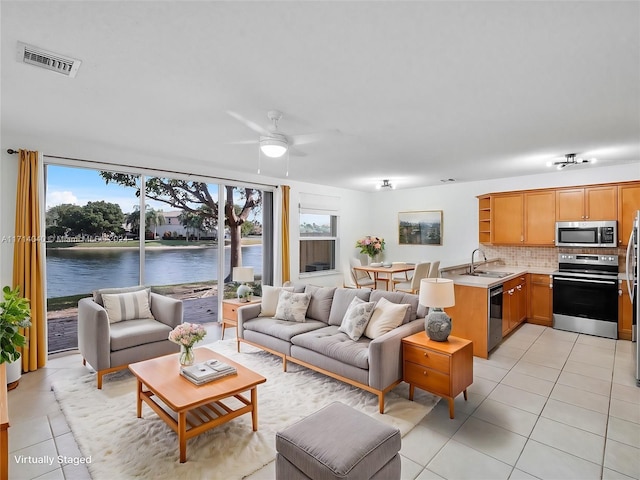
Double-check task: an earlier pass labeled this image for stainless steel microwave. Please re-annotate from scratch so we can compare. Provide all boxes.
[555,221,617,248]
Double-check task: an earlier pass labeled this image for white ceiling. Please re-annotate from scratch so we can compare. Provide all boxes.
[2,1,639,191]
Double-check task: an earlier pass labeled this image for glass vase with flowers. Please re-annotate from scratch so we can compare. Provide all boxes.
[168,322,207,366]
[355,236,385,264]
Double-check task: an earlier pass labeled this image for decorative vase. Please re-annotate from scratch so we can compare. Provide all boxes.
[425,308,452,342]
[179,345,195,366]
[368,254,380,265]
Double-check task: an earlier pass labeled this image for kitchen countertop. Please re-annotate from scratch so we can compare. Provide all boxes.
[441,264,556,289]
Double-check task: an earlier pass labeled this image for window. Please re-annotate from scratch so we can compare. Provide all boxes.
[299,212,337,274]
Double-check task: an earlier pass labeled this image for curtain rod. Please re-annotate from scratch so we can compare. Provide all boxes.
[6,148,278,188]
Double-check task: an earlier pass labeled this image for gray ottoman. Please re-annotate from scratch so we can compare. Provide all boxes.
[275,402,401,480]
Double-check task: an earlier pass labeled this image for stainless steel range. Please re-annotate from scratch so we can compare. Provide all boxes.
[552,253,619,339]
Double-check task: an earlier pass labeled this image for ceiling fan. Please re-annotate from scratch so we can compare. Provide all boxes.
[227,109,336,159]
[547,153,597,170]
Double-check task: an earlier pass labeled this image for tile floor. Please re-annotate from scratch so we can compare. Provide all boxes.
[6,323,640,480]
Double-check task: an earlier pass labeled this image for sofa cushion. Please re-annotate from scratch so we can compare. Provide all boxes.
[93,285,149,307]
[364,297,409,339]
[370,290,418,324]
[259,285,294,317]
[275,291,312,322]
[243,317,327,342]
[338,297,376,341]
[291,326,370,370]
[109,318,173,351]
[328,289,372,326]
[304,285,336,323]
[102,289,154,324]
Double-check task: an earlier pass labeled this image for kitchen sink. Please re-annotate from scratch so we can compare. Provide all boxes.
[464,270,513,278]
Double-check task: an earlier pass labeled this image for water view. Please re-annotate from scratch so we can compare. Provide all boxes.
[46,245,263,298]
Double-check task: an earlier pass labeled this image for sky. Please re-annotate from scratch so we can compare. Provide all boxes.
[45,165,214,214]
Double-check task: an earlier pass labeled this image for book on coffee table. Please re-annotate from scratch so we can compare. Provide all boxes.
[180,359,237,385]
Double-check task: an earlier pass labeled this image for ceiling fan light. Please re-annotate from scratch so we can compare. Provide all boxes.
[260,137,288,158]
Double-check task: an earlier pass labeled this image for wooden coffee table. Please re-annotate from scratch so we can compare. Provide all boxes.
[128,347,266,463]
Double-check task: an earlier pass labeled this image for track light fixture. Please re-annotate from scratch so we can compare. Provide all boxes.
[547,153,597,170]
[376,179,395,190]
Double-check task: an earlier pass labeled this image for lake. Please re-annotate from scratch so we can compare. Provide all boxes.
[46,245,263,298]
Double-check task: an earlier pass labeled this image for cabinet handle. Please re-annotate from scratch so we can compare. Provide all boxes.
[422,371,428,376]
[619,289,623,297]
[423,352,428,357]
[517,285,522,291]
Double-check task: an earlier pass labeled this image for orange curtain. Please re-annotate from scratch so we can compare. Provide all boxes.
[281,185,290,283]
[12,150,46,372]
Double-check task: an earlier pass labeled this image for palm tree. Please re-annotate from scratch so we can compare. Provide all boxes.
[146,208,166,239]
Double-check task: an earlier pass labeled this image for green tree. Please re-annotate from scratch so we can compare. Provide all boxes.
[99,173,261,279]
[81,201,125,236]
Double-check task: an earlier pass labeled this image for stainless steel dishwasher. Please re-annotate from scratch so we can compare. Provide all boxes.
[488,285,503,352]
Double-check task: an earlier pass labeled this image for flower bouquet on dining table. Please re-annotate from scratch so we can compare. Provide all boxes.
[355,236,385,259]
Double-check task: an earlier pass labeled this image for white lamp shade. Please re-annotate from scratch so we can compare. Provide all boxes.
[260,138,288,158]
[419,278,455,308]
[233,267,254,283]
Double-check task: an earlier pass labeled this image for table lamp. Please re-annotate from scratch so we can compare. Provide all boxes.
[233,267,254,302]
[419,278,455,341]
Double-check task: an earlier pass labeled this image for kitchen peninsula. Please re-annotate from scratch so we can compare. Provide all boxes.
[440,260,554,358]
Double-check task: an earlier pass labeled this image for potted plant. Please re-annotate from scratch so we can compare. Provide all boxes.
[0,286,32,389]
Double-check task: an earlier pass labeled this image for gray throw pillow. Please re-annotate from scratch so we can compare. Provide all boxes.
[274,291,312,322]
[338,297,376,341]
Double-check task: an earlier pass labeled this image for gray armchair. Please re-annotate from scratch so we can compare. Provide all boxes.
[78,287,183,388]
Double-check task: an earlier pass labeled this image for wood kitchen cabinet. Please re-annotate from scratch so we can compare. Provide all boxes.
[528,274,553,327]
[502,275,527,335]
[618,182,640,247]
[491,193,524,244]
[618,280,633,341]
[486,190,555,246]
[556,186,618,221]
[446,284,489,358]
[524,191,556,245]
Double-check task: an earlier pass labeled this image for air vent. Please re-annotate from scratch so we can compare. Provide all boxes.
[17,42,81,78]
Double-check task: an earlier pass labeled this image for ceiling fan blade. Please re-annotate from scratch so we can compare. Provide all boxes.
[289,129,342,146]
[288,146,307,157]
[226,110,271,136]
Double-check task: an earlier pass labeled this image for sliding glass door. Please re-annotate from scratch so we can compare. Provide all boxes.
[44,164,274,353]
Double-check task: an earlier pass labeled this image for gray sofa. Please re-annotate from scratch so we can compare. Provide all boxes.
[237,286,427,413]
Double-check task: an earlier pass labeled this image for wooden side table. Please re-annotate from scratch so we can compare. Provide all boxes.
[402,332,473,419]
[221,297,262,342]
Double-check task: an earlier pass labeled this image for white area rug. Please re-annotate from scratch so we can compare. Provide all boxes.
[52,340,437,480]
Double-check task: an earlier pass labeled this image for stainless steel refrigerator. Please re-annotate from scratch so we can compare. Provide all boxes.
[626,210,639,386]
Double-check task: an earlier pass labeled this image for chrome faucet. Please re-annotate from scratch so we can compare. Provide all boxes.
[470,248,487,274]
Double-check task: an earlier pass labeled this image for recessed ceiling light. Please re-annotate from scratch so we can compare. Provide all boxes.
[440,178,456,183]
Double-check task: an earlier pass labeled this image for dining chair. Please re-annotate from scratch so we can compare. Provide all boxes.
[394,262,431,294]
[428,260,441,278]
[349,258,375,289]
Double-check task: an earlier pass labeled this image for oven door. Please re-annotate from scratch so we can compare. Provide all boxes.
[553,275,618,338]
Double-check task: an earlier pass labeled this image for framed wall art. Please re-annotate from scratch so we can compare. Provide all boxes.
[398,210,443,245]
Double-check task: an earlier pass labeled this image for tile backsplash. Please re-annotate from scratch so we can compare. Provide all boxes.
[482,245,628,271]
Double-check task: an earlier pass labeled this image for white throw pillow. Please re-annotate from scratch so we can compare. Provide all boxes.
[102,288,154,323]
[259,285,294,317]
[338,297,376,341]
[364,297,409,339]
[274,291,311,322]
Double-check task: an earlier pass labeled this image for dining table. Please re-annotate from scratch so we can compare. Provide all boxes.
[353,264,415,290]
